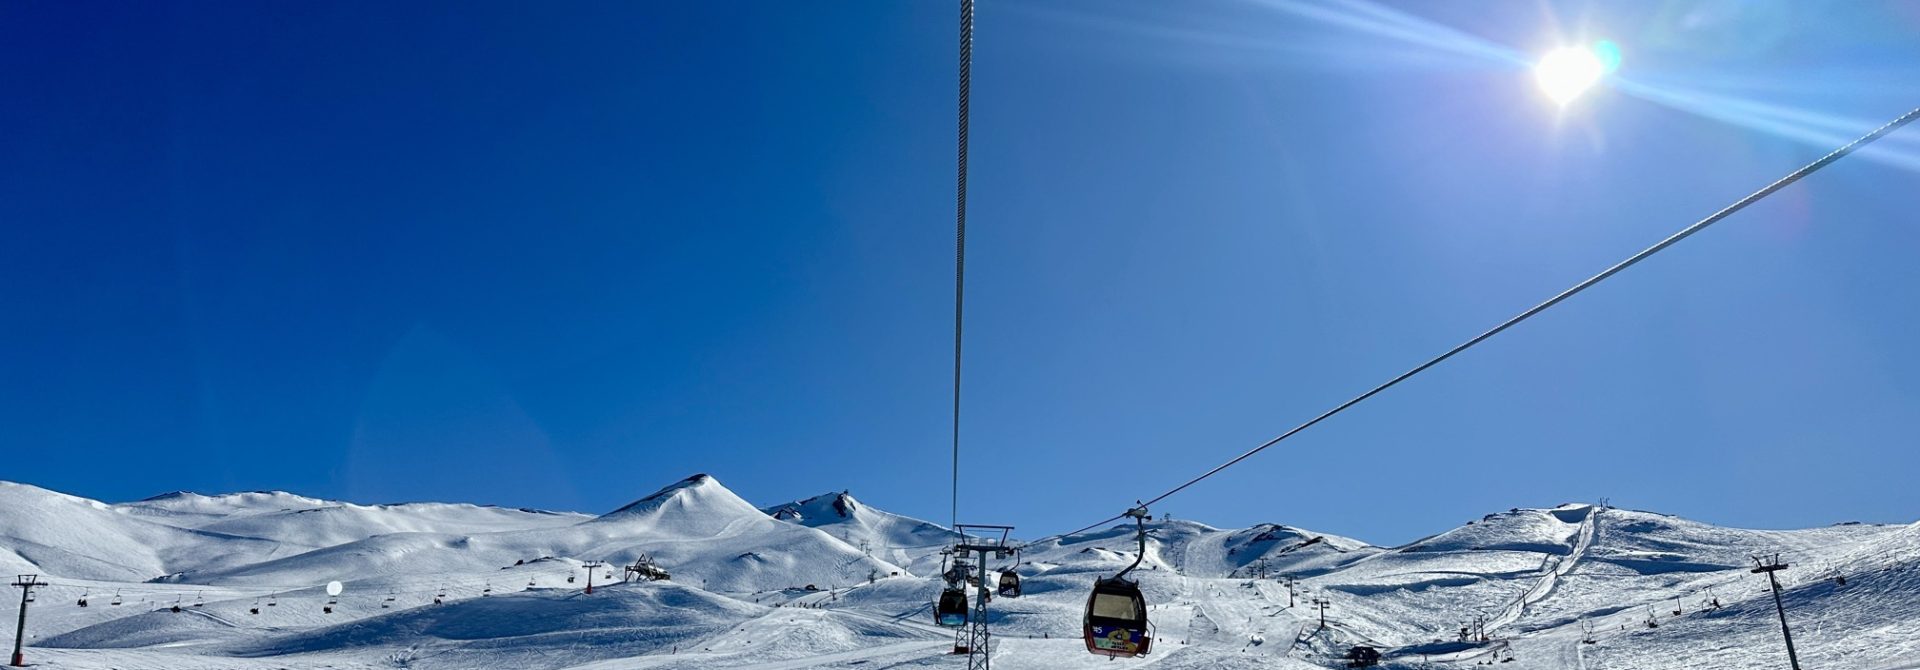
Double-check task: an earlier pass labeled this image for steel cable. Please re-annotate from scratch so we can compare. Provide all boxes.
[1055,106,1920,541]
[951,0,974,531]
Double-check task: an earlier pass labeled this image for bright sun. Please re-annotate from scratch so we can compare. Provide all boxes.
[1535,45,1607,105]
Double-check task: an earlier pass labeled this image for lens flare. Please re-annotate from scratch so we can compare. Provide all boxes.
[1592,40,1623,74]
[1535,45,1607,105]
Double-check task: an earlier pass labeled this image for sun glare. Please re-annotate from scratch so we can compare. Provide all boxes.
[1535,44,1608,105]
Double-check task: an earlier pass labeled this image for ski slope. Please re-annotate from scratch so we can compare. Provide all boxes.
[1,477,1915,670]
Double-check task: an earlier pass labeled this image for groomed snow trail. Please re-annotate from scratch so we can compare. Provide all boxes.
[1488,505,1600,633]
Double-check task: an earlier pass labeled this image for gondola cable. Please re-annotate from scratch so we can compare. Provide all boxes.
[1055,105,1920,541]
[950,0,974,535]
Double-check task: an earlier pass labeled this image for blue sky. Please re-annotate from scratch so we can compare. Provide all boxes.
[3,0,1918,545]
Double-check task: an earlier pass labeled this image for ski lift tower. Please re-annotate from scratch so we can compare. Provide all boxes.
[950,524,1016,670]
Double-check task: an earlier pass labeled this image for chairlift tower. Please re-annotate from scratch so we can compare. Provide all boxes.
[1750,555,1802,670]
[583,561,605,594]
[1311,597,1332,632]
[950,524,1016,670]
[11,574,45,667]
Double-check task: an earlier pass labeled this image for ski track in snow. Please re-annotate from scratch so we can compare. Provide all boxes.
[1487,504,1601,634]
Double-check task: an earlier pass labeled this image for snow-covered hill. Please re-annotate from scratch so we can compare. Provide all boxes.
[761,491,956,573]
[2,477,1914,670]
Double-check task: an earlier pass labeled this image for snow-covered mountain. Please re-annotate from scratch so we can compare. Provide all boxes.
[124,490,591,549]
[142,474,904,595]
[760,491,957,573]
[1,478,1914,670]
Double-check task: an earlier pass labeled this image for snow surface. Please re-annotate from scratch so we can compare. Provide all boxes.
[2,477,1915,670]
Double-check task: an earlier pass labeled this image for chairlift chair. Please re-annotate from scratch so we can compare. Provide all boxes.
[77,593,89,608]
[935,587,969,627]
[111,592,123,606]
[1084,508,1154,658]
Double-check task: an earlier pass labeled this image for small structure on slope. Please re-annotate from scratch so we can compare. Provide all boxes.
[625,553,671,582]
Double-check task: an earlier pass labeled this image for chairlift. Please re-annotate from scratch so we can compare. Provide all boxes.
[1084,507,1153,658]
[194,592,205,608]
[935,587,969,627]
[567,575,576,583]
[111,592,123,606]
[250,598,261,615]
[997,570,1022,598]
[483,584,493,597]
[77,593,89,608]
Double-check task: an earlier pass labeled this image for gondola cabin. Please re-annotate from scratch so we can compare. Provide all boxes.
[936,588,969,627]
[997,570,1021,598]
[1083,576,1151,657]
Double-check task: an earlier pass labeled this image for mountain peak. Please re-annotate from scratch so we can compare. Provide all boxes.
[140,490,201,502]
[595,474,763,535]
[762,490,863,523]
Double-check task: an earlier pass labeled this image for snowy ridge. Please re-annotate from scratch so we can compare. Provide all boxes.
[1,480,1914,670]
[760,491,956,574]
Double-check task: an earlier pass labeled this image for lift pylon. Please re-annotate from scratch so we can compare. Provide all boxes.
[949,524,1016,670]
